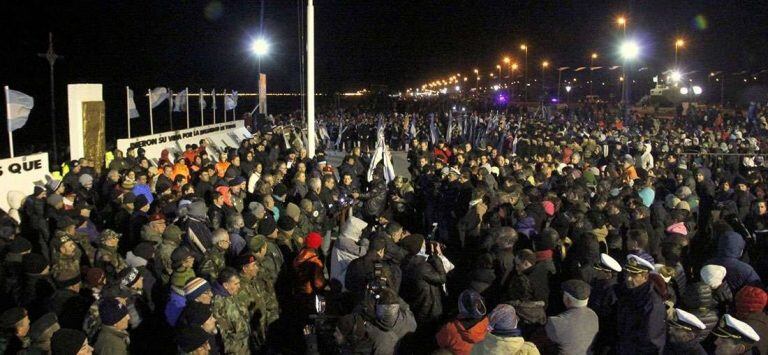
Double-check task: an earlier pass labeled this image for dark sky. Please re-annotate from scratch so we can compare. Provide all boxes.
[1,0,767,154]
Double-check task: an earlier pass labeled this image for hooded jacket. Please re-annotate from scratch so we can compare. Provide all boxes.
[469,333,540,355]
[436,317,489,355]
[706,231,761,291]
[6,190,25,224]
[364,302,417,355]
[330,216,368,290]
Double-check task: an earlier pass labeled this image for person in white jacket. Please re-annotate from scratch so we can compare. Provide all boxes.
[330,215,368,291]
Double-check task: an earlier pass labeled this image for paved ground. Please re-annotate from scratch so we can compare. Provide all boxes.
[326,150,411,180]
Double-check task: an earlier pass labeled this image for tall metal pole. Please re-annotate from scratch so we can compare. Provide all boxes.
[37,33,61,163]
[307,0,316,158]
[126,86,131,138]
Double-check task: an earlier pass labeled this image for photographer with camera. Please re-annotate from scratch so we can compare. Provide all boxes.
[345,238,396,305]
[399,234,448,353]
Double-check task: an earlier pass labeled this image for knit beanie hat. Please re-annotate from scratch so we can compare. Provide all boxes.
[488,304,520,336]
[118,267,141,288]
[78,174,93,187]
[85,267,106,288]
[542,200,555,216]
[277,215,296,231]
[171,246,194,269]
[400,234,425,255]
[184,277,211,301]
[305,231,323,249]
[258,215,277,235]
[134,194,149,211]
[735,286,767,315]
[285,203,301,221]
[187,201,208,219]
[700,264,727,289]
[178,302,212,327]
[51,328,87,355]
[163,224,184,244]
[458,289,487,319]
[176,326,210,353]
[98,298,128,326]
[0,307,26,328]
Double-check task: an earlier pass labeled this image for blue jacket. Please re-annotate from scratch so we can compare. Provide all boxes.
[164,288,186,326]
[707,231,761,291]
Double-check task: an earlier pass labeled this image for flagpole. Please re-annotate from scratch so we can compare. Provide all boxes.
[168,89,174,131]
[223,89,227,123]
[233,93,237,120]
[199,89,204,126]
[212,89,216,124]
[4,86,14,158]
[148,89,154,135]
[307,0,316,158]
[185,87,190,129]
[126,86,131,138]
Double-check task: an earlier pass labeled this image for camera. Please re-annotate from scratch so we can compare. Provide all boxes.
[366,262,389,298]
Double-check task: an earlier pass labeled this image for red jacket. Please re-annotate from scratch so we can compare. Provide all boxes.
[435,317,489,355]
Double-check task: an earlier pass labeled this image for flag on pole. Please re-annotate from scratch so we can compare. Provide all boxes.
[225,91,238,110]
[173,88,188,112]
[199,90,207,110]
[211,89,217,110]
[367,122,395,183]
[149,87,169,109]
[429,114,439,145]
[127,87,139,118]
[6,89,34,132]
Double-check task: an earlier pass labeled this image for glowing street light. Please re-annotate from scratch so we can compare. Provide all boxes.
[619,40,640,60]
[496,64,502,78]
[669,70,682,83]
[616,16,627,36]
[674,38,685,66]
[590,52,598,95]
[251,37,270,73]
[503,57,510,64]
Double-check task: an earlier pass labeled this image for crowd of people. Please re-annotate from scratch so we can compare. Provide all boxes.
[0,100,766,354]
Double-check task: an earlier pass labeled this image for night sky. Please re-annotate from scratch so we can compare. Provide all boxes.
[1,0,767,156]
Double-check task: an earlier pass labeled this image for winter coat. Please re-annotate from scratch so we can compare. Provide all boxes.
[706,231,761,291]
[365,302,418,355]
[359,178,387,218]
[94,326,130,355]
[435,317,489,355]
[588,276,618,351]
[470,333,540,355]
[330,216,368,290]
[615,280,667,355]
[292,248,326,295]
[545,306,599,355]
[682,282,719,340]
[6,190,25,224]
[400,254,447,324]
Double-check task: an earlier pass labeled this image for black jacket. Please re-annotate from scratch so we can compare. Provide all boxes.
[615,280,667,355]
[400,254,446,323]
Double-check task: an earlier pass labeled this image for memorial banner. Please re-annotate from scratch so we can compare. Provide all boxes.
[0,153,50,212]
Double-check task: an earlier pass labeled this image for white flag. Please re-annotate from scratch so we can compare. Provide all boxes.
[127,87,139,118]
[225,91,238,110]
[211,89,217,110]
[199,90,207,110]
[174,88,188,112]
[6,89,34,132]
[149,87,169,109]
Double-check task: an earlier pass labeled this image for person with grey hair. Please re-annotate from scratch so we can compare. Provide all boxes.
[545,279,598,355]
[225,214,247,257]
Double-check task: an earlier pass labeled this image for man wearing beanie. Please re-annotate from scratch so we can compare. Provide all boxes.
[95,229,127,280]
[471,304,539,354]
[277,214,300,258]
[734,286,767,355]
[94,298,130,355]
[176,326,211,354]
[292,232,326,316]
[363,288,417,354]
[27,312,60,354]
[51,328,91,355]
[199,229,230,281]
[165,249,198,327]
[0,307,30,354]
[545,279,598,355]
[20,253,57,321]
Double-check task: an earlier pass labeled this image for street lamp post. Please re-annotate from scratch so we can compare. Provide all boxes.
[590,53,598,96]
[675,39,684,67]
[496,65,502,81]
[520,44,528,102]
[251,37,269,115]
[619,40,640,115]
[541,61,549,96]
[617,16,627,36]
[565,85,572,105]
[473,68,479,90]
